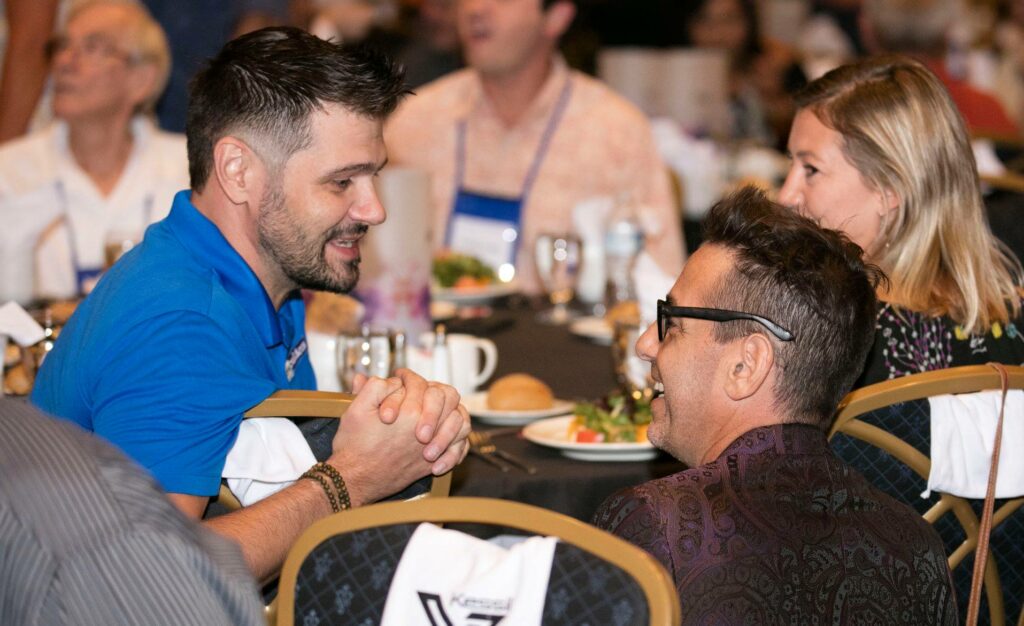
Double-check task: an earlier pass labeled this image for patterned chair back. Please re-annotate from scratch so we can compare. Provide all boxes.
[275,497,681,626]
[829,365,1024,626]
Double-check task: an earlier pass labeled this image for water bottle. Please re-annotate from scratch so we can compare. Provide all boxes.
[604,196,644,311]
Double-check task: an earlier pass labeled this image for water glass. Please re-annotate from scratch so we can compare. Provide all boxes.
[534,233,582,324]
[336,328,393,392]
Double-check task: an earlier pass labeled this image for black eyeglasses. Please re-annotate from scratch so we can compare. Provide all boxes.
[657,299,795,342]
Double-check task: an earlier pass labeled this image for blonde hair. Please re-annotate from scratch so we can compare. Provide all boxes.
[794,55,1022,334]
[67,0,171,113]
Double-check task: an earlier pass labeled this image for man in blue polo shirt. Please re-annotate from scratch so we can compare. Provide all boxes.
[32,27,471,579]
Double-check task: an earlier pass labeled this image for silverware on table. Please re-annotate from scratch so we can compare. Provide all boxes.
[469,431,537,474]
[469,445,512,472]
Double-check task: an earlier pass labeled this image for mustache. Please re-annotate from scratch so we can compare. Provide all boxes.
[324,223,369,241]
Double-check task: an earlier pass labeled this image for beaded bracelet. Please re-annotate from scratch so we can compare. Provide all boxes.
[301,468,340,513]
[311,462,352,511]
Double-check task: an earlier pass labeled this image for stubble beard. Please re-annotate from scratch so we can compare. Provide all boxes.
[256,182,365,294]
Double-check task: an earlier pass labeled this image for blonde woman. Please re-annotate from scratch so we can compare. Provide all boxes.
[779,55,1024,386]
[778,54,1024,622]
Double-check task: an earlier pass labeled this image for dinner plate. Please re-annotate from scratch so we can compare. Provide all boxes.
[522,415,659,462]
[432,282,518,305]
[569,316,613,345]
[463,391,574,426]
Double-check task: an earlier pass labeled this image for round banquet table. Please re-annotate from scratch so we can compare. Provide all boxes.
[444,296,684,522]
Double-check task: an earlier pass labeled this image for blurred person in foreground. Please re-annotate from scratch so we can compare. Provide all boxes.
[385,0,684,293]
[594,188,956,624]
[779,54,1024,618]
[0,0,186,304]
[860,0,1019,138]
[0,399,263,626]
[32,27,471,580]
[0,0,60,143]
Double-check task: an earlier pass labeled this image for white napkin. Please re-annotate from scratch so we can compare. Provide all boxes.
[925,390,1024,499]
[572,196,615,305]
[632,251,676,330]
[381,523,557,626]
[973,139,1006,178]
[222,418,317,507]
[651,118,724,219]
[0,301,45,347]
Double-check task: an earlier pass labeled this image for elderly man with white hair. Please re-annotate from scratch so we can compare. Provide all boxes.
[0,0,185,303]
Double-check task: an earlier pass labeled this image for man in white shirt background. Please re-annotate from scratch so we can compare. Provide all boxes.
[0,0,185,303]
[385,0,684,294]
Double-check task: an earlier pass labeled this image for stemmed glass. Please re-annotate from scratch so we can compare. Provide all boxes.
[534,233,582,324]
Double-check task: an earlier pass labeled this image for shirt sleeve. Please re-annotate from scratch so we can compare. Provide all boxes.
[88,310,277,496]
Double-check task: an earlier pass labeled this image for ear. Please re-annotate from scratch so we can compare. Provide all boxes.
[879,186,900,217]
[723,333,774,402]
[211,136,261,206]
[543,1,575,40]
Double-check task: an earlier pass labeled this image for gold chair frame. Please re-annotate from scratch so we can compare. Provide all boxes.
[276,496,682,626]
[829,365,1024,626]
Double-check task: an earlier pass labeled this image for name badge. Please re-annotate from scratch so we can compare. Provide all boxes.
[285,338,308,382]
[448,214,518,275]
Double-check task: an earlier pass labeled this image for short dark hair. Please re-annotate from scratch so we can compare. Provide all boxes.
[186,27,408,191]
[701,187,886,427]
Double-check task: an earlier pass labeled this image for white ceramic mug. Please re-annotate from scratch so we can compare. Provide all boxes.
[449,334,498,396]
[419,332,498,396]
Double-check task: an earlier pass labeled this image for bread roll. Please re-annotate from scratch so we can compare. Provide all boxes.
[486,373,554,410]
[305,292,364,335]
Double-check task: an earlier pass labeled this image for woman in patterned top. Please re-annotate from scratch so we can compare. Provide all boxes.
[779,55,1024,385]
[778,55,1024,622]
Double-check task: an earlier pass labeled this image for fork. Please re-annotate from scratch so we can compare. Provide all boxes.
[469,431,537,474]
[469,434,512,472]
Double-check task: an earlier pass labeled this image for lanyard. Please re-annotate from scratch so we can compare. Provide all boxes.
[453,75,574,204]
[55,180,154,295]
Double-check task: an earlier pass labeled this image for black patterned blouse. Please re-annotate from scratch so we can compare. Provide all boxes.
[859,302,1024,386]
[594,424,957,624]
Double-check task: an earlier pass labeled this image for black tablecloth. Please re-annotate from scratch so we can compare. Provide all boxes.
[446,298,684,521]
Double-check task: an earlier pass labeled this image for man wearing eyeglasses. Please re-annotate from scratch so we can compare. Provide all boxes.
[0,0,185,303]
[594,187,956,624]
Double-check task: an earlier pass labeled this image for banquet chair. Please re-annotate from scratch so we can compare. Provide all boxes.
[218,390,453,625]
[217,389,452,512]
[275,497,681,626]
[829,365,1024,626]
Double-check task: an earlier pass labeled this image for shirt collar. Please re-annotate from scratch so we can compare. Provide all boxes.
[463,55,571,128]
[716,423,829,461]
[164,190,289,348]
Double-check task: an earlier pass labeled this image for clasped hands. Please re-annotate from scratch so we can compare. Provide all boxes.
[328,368,471,507]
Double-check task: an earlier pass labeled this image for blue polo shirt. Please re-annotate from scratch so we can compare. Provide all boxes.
[33,191,315,496]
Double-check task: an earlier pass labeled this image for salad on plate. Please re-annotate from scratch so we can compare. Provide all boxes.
[432,252,496,290]
[568,392,652,444]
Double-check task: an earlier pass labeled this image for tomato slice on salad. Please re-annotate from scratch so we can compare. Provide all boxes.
[574,428,605,444]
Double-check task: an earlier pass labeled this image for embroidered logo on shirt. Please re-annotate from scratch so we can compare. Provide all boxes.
[285,338,308,382]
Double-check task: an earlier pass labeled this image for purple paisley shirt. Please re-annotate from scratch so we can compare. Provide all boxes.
[593,424,957,624]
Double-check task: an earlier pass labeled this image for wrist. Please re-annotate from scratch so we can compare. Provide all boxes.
[300,467,341,514]
[325,457,369,508]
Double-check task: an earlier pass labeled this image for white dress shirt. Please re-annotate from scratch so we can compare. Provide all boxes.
[0,116,187,303]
